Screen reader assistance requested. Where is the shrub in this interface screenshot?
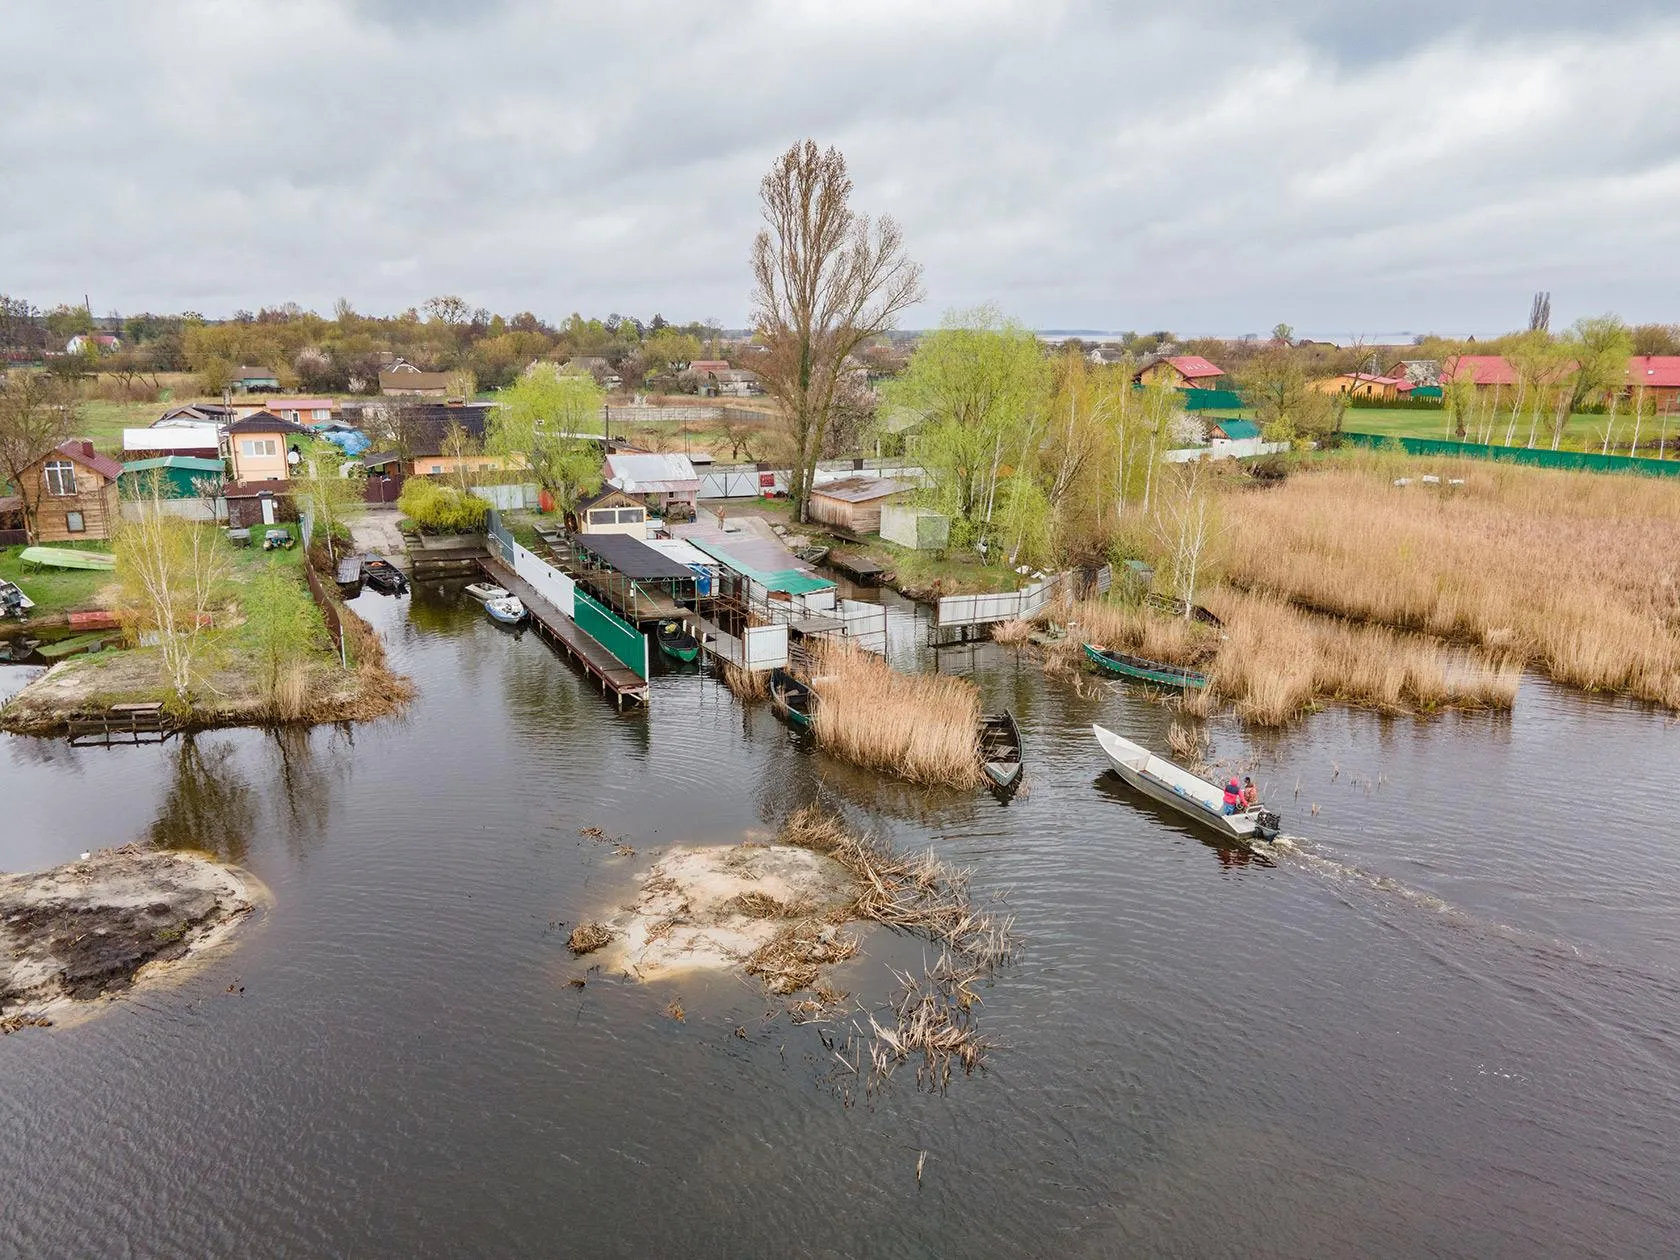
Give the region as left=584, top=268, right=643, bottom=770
left=396, top=479, right=488, bottom=533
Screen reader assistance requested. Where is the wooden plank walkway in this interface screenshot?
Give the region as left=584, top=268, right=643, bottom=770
left=829, top=552, right=888, bottom=583
left=480, top=558, right=648, bottom=707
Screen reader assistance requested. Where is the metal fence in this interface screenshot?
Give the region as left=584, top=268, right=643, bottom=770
left=574, top=590, right=649, bottom=679
left=838, top=599, right=888, bottom=654
left=933, top=573, right=1067, bottom=629
left=1342, top=432, right=1680, bottom=478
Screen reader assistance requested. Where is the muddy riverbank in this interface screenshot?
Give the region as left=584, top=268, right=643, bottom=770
left=1, top=846, right=255, bottom=1028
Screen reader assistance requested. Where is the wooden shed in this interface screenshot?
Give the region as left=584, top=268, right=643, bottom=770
left=806, top=476, right=912, bottom=535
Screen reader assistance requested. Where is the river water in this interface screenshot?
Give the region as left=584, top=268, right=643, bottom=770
left=3, top=583, right=1678, bottom=1258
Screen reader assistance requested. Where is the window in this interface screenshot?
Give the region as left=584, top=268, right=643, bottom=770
left=430, top=464, right=443, bottom=474
left=43, top=460, right=77, bottom=497
left=65, top=510, right=85, bottom=533
left=240, top=439, right=278, bottom=458
left=616, top=507, right=644, bottom=523
left=313, top=409, right=330, bottom=420
left=588, top=509, right=616, bottom=526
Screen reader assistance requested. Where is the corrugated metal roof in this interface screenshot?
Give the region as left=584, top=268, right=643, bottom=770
left=124, top=428, right=220, bottom=452
left=605, top=453, right=700, bottom=494
left=680, top=532, right=835, bottom=595
left=1629, top=356, right=1680, bottom=388
left=574, top=532, right=698, bottom=581
left=642, top=538, right=716, bottom=568
left=1212, top=420, right=1261, bottom=439
left=1168, top=355, right=1224, bottom=379
left=121, top=456, right=226, bottom=474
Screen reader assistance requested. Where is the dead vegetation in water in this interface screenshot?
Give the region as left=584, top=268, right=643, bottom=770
left=806, top=640, right=983, bottom=789
left=778, top=804, right=1017, bottom=1093
left=990, top=617, right=1035, bottom=646
left=568, top=922, right=613, bottom=955
left=722, top=661, right=769, bottom=701
left=746, top=921, right=861, bottom=994
left=1218, top=454, right=1680, bottom=709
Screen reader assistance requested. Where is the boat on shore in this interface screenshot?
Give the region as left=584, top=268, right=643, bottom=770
left=978, top=712, right=1024, bottom=796
left=655, top=619, right=699, bottom=663
left=19, top=546, right=115, bottom=572
left=485, top=595, right=526, bottom=625
left=769, top=667, right=815, bottom=730
left=1, top=579, right=35, bottom=619
left=1083, top=644, right=1208, bottom=689
left=464, top=582, right=509, bottom=603
left=1093, top=724, right=1281, bottom=843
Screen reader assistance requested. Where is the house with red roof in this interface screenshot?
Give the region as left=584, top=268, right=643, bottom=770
left=13, top=439, right=125, bottom=542
left=1134, top=355, right=1226, bottom=389
left=1624, top=356, right=1680, bottom=407
left=1440, top=355, right=1519, bottom=389
left=1310, top=372, right=1414, bottom=401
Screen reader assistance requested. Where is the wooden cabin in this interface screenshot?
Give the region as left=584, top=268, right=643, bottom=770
left=15, top=440, right=123, bottom=542
left=569, top=487, right=649, bottom=539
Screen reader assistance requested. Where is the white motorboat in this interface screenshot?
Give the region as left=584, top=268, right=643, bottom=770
left=485, top=595, right=527, bottom=625
left=1093, top=724, right=1281, bottom=842
left=464, top=582, right=509, bottom=603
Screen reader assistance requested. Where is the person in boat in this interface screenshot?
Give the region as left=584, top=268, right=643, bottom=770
left=1241, top=777, right=1259, bottom=808
left=1222, top=778, right=1244, bottom=815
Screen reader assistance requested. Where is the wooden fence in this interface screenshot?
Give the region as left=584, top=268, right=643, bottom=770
left=302, top=562, right=346, bottom=664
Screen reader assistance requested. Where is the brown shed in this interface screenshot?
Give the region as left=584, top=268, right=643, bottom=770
left=806, top=476, right=912, bottom=535
left=15, top=439, right=124, bottom=542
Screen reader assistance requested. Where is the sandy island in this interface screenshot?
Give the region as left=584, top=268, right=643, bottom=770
left=1, top=845, right=255, bottom=1031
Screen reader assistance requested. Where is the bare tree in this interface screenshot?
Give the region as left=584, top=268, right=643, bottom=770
left=1151, top=460, right=1217, bottom=617
left=751, top=141, right=923, bottom=522
left=0, top=370, right=79, bottom=540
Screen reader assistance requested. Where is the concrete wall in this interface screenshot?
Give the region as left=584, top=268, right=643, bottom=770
left=880, top=504, right=949, bottom=550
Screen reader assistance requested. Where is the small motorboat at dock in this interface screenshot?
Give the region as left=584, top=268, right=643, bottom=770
left=485, top=595, right=527, bottom=625
left=1093, top=724, right=1280, bottom=843
left=464, top=582, right=509, bottom=603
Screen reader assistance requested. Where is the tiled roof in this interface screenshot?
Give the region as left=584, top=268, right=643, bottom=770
left=50, top=440, right=124, bottom=481
left=1628, top=356, right=1680, bottom=389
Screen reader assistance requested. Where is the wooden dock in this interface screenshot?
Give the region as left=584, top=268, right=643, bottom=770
left=479, top=558, right=648, bottom=707
left=829, top=552, right=889, bottom=584
left=66, top=702, right=176, bottom=746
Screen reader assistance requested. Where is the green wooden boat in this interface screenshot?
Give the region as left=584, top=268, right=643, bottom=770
left=20, top=546, right=116, bottom=571
left=769, top=668, right=815, bottom=730
left=1082, top=643, right=1208, bottom=689
left=656, top=619, right=700, bottom=663
left=37, top=630, right=121, bottom=660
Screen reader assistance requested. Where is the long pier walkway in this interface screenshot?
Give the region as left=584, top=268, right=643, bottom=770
left=480, top=557, right=649, bottom=707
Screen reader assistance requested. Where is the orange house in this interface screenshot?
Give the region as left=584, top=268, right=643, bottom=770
left=224, top=412, right=312, bottom=482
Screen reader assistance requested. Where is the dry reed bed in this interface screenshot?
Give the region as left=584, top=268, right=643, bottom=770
left=780, top=805, right=1016, bottom=1093
left=1218, top=456, right=1680, bottom=708
left=1060, top=593, right=1520, bottom=725
left=807, top=641, right=983, bottom=789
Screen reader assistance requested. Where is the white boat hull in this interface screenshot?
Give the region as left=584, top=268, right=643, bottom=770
left=1093, top=725, right=1278, bottom=842
left=485, top=596, right=526, bottom=625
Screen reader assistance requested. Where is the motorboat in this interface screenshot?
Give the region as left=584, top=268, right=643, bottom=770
left=485, top=595, right=527, bottom=625
left=1093, top=724, right=1281, bottom=842
left=464, top=582, right=510, bottom=603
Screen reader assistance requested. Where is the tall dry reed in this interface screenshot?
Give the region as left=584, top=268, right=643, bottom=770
left=1218, top=455, right=1680, bottom=708
left=807, top=641, right=983, bottom=789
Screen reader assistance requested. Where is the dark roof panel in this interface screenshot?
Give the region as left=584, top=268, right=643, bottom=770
left=574, top=532, right=697, bottom=581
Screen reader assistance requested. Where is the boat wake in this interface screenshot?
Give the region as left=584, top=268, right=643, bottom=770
left=1253, top=834, right=1586, bottom=960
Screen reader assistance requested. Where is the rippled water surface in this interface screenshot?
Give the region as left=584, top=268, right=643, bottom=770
left=4, top=584, right=1678, bottom=1258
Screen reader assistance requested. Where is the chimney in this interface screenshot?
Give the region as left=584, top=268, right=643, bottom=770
left=81, top=440, right=96, bottom=458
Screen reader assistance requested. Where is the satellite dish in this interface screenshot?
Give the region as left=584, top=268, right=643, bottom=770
left=287, top=447, right=301, bottom=465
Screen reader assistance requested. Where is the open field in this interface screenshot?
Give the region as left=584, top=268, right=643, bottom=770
left=1217, top=451, right=1680, bottom=709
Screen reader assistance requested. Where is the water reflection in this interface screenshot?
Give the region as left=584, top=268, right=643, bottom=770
left=147, top=735, right=257, bottom=861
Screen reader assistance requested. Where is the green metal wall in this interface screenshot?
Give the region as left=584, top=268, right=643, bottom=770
left=1180, top=388, right=1246, bottom=411
left=1341, top=432, right=1680, bottom=478
left=574, top=590, right=649, bottom=678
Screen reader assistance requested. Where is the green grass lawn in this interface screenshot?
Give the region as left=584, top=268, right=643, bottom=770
left=72, top=400, right=167, bottom=456
left=0, top=543, right=117, bottom=616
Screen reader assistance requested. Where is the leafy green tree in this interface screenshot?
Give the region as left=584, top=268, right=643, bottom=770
left=293, top=439, right=364, bottom=563
left=0, top=371, right=80, bottom=541
left=883, top=308, right=1046, bottom=553
left=487, top=363, right=605, bottom=515
left=241, top=566, right=324, bottom=710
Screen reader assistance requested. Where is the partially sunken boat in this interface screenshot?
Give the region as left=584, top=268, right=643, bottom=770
left=978, top=712, right=1023, bottom=796
left=769, top=667, right=815, bottom=730
left=1093, top=724, right=1281, bottom=843
left=1083, top=644, right=1208, bottom=689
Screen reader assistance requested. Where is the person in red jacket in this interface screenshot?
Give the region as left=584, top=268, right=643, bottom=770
left=1222, top=778, right=1244, bottom=815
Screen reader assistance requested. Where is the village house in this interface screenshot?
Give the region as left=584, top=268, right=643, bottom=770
left=1624, top=356, right=1680, bottom=407
left=224, top=412, right=312, bottom=482
left=154, top=403, right=235, bottom=428
left=230, top=365, right=281, bottom=393
left=1134, top=355, right=1227, bottom=390
left=1311, top=372, right=1415, bottom=401
left=1388, top=359, right=1442, bottom=387
left=604, top=452, right=700, bottom=516
left=1441, top=355, right=1519, bottom=389
left=806, top=476, right=912, bottom=535
left=65, top=333, right=121, bottom=355
left=231, top=396, right=336, bottom=426
left=570, top=487, right=650, bottom=539
left=14, top=439, right=124, bottom=542
left=1086, top=345, right=1130, bottom=366
left=378, top=364, right=452, bottom=397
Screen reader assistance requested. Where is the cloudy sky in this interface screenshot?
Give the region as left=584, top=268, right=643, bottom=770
left=5, top=0, right=1678, bottom=338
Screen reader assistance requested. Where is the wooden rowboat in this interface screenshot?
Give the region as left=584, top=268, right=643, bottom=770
left=978, top=712, right=1024, bottom=796
left=1082, top=643, right=1207, bottom=689
left=360, top=556, right=409, bottom=595
left=769, top=667, right=815, bottom=730
left=656, top=619, right=700, bottom=663
left=1093, top=724, right=1281, bottom=843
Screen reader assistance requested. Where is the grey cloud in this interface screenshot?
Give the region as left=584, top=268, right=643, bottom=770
left=2, top=1, right=1677, bottom=335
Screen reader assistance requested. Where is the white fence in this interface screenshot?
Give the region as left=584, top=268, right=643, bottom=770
left=121, top=498, right=226, bottom=523
left=698, top=461, right=929, bottom=500
left=699, top=619, right=789, bottom=669
left=934, top=572, right=1067, bottom=629
left=698, top=466, right=765, bottom=498
left=471, top=483, right=539, bottom=511
left=838, top=599, right=888, bottom=654
left=1165, top=439, right=1289, bottom=463
left=489, top=526, right=577, bottom=618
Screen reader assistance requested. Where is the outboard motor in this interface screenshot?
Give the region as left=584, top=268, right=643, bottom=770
left=0, top=587, right=23, bottom=619
left=1255, top=810, right=1282, bottom=840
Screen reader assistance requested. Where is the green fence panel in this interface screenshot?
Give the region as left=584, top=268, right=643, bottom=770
left=1180, top=388, right=1246, bottom=410
left=574, top=590, right=649, bottom=678
left=1342, top=432, right=1680, bottom=478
